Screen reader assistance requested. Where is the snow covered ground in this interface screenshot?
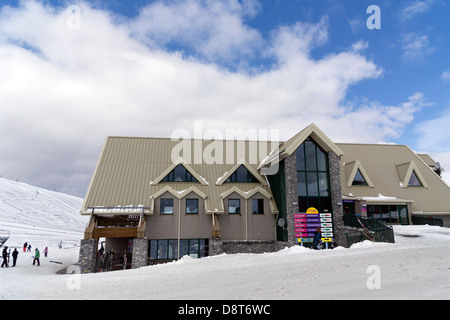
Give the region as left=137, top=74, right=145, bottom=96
left=0, top=178, right=449, bottom=300
left=0, top=225, right=448, bottom=300
left=0, top=177, right=87, bottom=249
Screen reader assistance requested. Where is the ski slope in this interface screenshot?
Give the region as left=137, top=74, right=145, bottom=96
left=0, top=177, right=87, bottom=248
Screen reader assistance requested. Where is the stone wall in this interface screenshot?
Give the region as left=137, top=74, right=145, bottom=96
left=78, top=239, right=98, bottom=274
left=329, top=151, right=347, bottom=247
left=209, top=237, right=224, bottom=256
left=284, top=153, right=299, bottom=246
left=282, top=149, right=348, bottom=248
left=131, top=238, right=149, bottom=269
left=223, top=240, right=287, bottom=254
left=208, top=238, right=287, bottom=256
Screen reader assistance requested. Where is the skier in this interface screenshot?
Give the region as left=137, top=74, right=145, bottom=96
left=12, top=248, right=19, bottom=267
left=27, top=244, right=31, bottom=252
left=33, top=248, right=40, bottom=266
left=313, top=228, right=323, bottom=250
left=1, top=246, right=8, bottom=268
left=23, top=242, right=27, bottom=252
left=43, top=247, right=48, bottom=258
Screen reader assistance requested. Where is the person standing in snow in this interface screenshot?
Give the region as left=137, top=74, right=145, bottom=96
left=23, top=242, right=27, bottom=252
left=33, top=248, right=40, bottom=266
left=43, top=247, right=48, bottom=258
left=12, top=248, right=19, bottom=267
left=27, top=244, right=31, bottom=252
left=1, top=246, right=8, bottom=267
left=313, top=228, right=322, bottom=250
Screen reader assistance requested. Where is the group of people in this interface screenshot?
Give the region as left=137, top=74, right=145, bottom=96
left=2, top=246, right=21, bottom=267
left=1, top=243, right=49, bottom=268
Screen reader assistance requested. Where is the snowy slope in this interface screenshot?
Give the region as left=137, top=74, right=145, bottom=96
left=0, top=177, right=88, bottom=248
left=1, top=225, right=449, bottom=300
left=0, top=176, right=449, bottom=300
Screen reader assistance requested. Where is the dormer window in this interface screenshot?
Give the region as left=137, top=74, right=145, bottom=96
left=162, top=164, right=199, bottom=182
left=352, top=169, right=368, bottom=186
left=408, top=171, right=422, bottom=187
left=226, top=165, right=258, bottom=183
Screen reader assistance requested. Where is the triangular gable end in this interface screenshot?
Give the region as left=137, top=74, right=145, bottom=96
left=281, top=123, right=344, bottom=158
left=150, top=159, right=208, bottom=186
left=149, top=186, right=207, bottom=214
left=396, top=160, right=428, bottom=188
left=345, top=160, right=374, bottom=187
left=216, top=162, right=268, bottom=186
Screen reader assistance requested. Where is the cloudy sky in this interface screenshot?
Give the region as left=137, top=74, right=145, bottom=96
left=0, top=0, right=449, bottom=197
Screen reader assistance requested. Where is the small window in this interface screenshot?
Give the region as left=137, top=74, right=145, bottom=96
left=160, top=198, right=174, bottom=215
left=408, top=171, right=422, bottom=186
left=186, top=199, right=199, bottom=214
left=352, top=169, right=368, bottom=186
left=252, top=199, right=264, bottom=214
left=228, top=199, right=240, bottom=214
left=162, top=164, right=199, bottom=182
left=226, top=165, right=258, bottom=183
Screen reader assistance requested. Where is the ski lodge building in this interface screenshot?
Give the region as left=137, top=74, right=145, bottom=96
left=78, top=124, right=450, bottom=273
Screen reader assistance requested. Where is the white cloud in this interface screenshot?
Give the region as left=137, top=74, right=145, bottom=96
left=128, top=0, right=263, bottom=64
left=415, top=108, right=450, bottom=153
left=415, top=108, right=450, bottom=186
left=401, top=33, right=435, bottom=62
left=442, top=70, right=450, bottom=81
left=401, top=0, right=436, bottom=21
left=0, top=0, right=428, bottom=196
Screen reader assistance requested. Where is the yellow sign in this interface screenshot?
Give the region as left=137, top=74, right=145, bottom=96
left=306, top=207, right=319, bottom=215
left=321, top=238, right=332, bottom=243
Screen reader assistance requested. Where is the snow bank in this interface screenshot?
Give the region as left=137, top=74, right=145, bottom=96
left=1, top=225, right=449, bottom=300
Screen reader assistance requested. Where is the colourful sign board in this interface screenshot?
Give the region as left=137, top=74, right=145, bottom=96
left=295, top=207, right=334, bottom=246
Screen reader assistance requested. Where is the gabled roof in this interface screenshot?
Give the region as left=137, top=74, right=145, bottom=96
left=258, top=123, right=344, bottom=170
left=81, top=136, right=278, bottom=216
left=344, top=159, right=374, bottom=187
left=396, top=160, right=429, bottom=188
left=280, top=123, right=344, bottom=158
left=338, top=143, right=450, bottom=215
left=150, top=159, right=208, bottom=186
left=215, top=161, right=268, bottom=186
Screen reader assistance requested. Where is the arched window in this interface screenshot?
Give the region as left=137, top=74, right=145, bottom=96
left=296, top=138, right=332, bottom=212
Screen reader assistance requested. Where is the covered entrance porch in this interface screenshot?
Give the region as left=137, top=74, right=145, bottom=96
left=78, top=207, right=150, bottom=273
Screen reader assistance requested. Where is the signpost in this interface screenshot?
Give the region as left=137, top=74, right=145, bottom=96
left=295, top=207, right=334, bottom=249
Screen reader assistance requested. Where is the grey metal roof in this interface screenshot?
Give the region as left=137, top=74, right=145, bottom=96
left=338, top=143, right=450, bottom=215
left=81, top=136, right=279, bottom=215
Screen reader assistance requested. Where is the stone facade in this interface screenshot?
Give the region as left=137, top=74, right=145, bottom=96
left=329, top=151, right=347, bottom=247
left=208, top=238, right=287, bottom=256
left=223, top=240, right=287, bottom=255
left=131, top=238, right=149, bottom=269
left=209, top=237, right=224, bottom=256
left=284, top=152, right=299, bottom=246
left=283, top=149, right=348, bottom=248
left=78, top=239, right=98, bottom=274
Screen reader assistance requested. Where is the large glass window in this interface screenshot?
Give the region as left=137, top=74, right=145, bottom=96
left=149, top=239, right=209, bottom=260
left=367, top=204, right=409, bottom=224
left=296, top=138, right=332, bottom=212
